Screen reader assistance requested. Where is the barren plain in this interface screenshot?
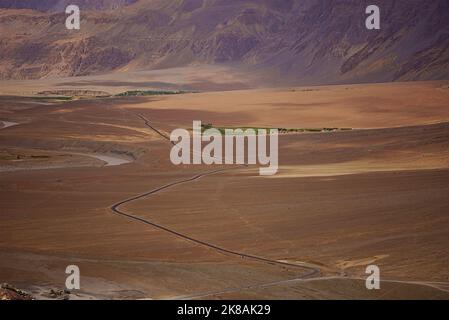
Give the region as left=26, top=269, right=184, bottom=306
left=1, top=79, right=449, bottom=299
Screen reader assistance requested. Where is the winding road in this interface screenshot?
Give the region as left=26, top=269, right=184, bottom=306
left=112, top=116, right=449, bottom=299
left=170, top=276, right=449, bottom=300
left=110, top=114, right=321, bottom=280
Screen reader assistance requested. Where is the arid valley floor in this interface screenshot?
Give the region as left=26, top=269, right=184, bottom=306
left=1, top=77, right=449, bottom=299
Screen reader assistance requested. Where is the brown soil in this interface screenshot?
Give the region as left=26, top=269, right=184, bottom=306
left=1, top=80, right=449, bottom=299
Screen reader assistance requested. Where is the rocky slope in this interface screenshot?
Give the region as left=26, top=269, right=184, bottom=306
left=0, top=0, right=448, bottom=84
left=0, top=283, right=33, bottom=300
left=0, top=0, right=137, bottom=12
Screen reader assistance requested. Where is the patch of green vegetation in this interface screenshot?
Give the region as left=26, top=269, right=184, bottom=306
left=0, top=155, right=17, bottom=160
left=29, top=96, right=73, bottom=101
left=201, top=124, right=274, bottom=135
left=200, top=124, right=353, bottom=134
left=0, top=152, right=52, bottom=161
left=116, top=90, right=192, bottom=97
left=0, top=152, right=25, bottom=160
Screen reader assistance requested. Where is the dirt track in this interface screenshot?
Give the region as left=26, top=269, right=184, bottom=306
left=1, top=81, right=449, bottom=299
left=111, top=115, right=321, bottom=278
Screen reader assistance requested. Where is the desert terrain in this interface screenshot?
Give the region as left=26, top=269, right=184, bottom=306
left=1, top=78, right=449, bottom=299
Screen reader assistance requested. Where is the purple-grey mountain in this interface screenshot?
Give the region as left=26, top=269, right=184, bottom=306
left=0, top=0, right=448, bottom=84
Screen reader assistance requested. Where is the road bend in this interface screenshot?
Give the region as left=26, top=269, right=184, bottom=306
left=110, top=114, right=321, bottom=279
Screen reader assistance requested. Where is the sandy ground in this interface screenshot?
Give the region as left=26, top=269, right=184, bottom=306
left=124, top=81, right=449, bottom=129
left=1, top=80, right=449, bottom=299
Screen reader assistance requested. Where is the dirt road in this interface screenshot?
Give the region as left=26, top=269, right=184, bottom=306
left=111, top=115, right=321, bottom=278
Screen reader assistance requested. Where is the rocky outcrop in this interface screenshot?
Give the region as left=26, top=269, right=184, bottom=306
left=0, top=283, right=33, bottom=300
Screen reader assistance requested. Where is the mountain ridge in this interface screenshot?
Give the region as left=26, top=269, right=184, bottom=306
left=0, top=0, right=138, bottom=12
left=0, top=0, right=448, bottom=84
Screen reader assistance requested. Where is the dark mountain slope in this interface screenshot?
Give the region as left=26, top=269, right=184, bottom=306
left=0, top=0, right=447, bottom=84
